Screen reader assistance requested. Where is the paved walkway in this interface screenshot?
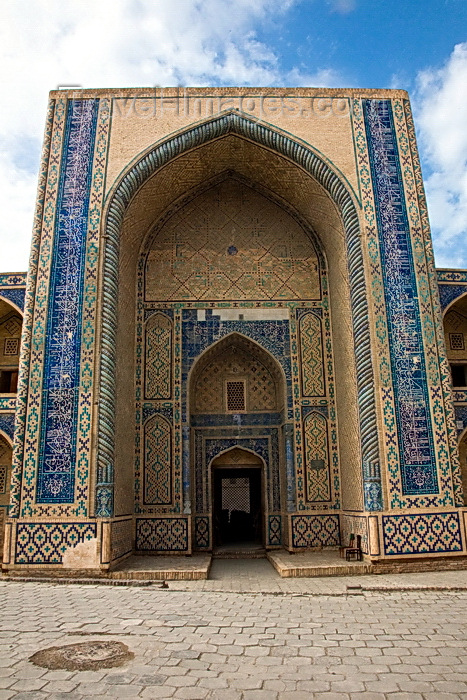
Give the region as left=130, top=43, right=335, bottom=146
left=168, top=558, right=467, bottom=594
left=1, top=560, right=467, bottom=698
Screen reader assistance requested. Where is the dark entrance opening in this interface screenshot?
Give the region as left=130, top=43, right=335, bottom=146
left=213, top=467, right=262, bottom=547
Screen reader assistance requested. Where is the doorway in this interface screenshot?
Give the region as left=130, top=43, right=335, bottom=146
left=212, top=467, right=262, bottom=548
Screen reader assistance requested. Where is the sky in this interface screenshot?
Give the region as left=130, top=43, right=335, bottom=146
left=0, top=0, right=466, bottom=272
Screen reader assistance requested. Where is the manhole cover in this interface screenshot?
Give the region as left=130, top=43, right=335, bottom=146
left=29, top=641, right=134, bottom=671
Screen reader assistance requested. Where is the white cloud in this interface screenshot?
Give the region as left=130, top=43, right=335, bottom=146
left=0, top=0, right=349, bottom=272
left=414, top=43, right=467, bottom=268
left=327, top=0, right=356, bottom=14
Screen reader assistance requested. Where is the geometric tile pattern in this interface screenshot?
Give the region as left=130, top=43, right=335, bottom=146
left=144, top=416, right=172, bottom=505
left=15, top=522, right=97, bottom=564
left=0, top=465, right=7, bottom=494
left=299, top=312, right=324, bottom=396
left=304, top=412, right=331, bottom=502
left=438, top=270, right=467, bottom=283
left=144, top=177, right=320, bottom=302
left=135, top=518, right=188, bottom=551
left=382, top=512, right=463, bottom=555
left=36, top=99, right=98, bottom=504
left=364, top=99, right=437, bottom=496
left=194, top=516, right=210, bottom=549
left=0, top=273, right=27, bottom=287
left=291, top=514, right=340, bottom=548
left=3, top=338, right=19, bottom=356
left=2, top=316, right=22, bottom=335
left=268, top=514, right=281, bottom=546
left=145, top=313, right=172, bottom=399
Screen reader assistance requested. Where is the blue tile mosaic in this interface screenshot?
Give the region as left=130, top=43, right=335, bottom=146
left=191, top=413, right=282, bottom=427
left=15, top=522, right=97, bottom=564
left=438, top=284, right=467, bottom=312
left=37, top=99, right=98, bottom=503
left=142, top=402, right=173, bottom=423
left=0, top=413, right=15, bottom=441
left=0, top=288, right=26, bottom=312
left=455, top=405, right=467, bottom=436
left=382, top=512, right=463, bottom=555
left=364, top=99, right=437, bottom=496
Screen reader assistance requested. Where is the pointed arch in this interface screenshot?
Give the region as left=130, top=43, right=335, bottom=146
left=188, top=331, right=286, bottom=416
left=210, top=445, right=265, bottom=469
left=97, top=111, right=378, bottom=509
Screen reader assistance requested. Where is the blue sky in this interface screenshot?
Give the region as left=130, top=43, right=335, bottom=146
left=0, top=0, right=466, bottom=271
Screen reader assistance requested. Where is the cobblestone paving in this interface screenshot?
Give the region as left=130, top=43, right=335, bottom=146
left=1, top=562, right=467, bottom=699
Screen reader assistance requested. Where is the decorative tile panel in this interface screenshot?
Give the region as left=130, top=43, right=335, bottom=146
left=145, top=313, right=172, bottom=399
left=299, top=312, right=325, bottom=397
left=382, top=512, right=463, bottom=555
left=194, top=516, right=210, bottom=548
left=401, top=100, right=461, bottom=508
left=144, top=416, right=172, bottom=505
left=268, top=515, right=281, bottom=546
left=291, top=514, right=340, bottom=548
left=364, top=99, right=437, bottom=496
left=304, top=412, right=331, bottom=502
left=36, top=99, right=98, bottom=504
left=453, top=390, right=467, bottom=403
left=15, top=522, right=97, bottom=564
left=0, top=274, right=27, bottom=287
left=136, top=517, right=188, bottom=551
left=438, top=270, right=467, bottom=283
left=0, top=465, right=7, bottom=494
left=0, top=289, right=26, bottom=312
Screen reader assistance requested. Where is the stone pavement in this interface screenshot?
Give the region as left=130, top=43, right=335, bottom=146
left=1, top=559, right=467, bottom=699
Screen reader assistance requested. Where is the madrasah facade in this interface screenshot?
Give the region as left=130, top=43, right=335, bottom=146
left=1, top=87, right=467, bottom=575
